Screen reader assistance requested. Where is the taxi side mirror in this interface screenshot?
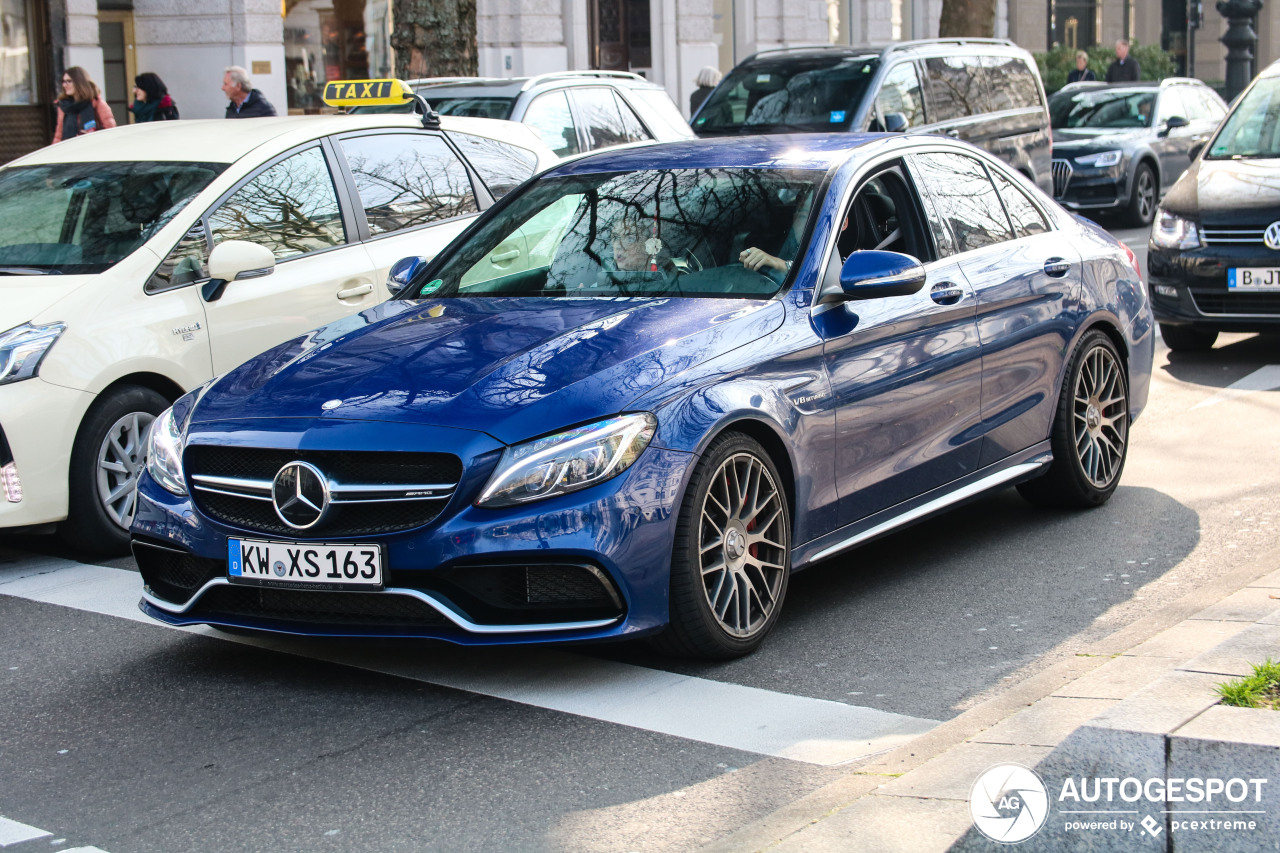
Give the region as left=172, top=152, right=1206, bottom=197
left=202, top=240, right=276, bottom=302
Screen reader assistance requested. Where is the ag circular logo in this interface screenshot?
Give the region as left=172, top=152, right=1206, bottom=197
left=271, top=461, right=330, bottom=530
left=969, top=763, right=1049, bottom=844
left=1264, top=221, right=1280, bottom=251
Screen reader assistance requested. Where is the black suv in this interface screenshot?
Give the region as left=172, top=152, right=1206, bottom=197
left=691, top=38, right=1053, bottom=194
left=1049, top=80, right=1226, bottom=226
left=1148, top=59, right=1280, bottom=351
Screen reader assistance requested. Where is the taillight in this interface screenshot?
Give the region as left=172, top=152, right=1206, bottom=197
left=1121, top=242, right=1142, bottom=280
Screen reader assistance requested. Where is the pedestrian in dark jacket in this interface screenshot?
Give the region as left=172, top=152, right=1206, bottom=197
left=1106, top=40, right=1141, bottom=83
left=52, top=66, right=116, bottom=143
left=689, top=66, right=722, bottom=117
left=1067, top=51, right=1097, bottom=84
left=223, top=65, right=277, bottom=118
left=130, top=72, right=180, bottom=122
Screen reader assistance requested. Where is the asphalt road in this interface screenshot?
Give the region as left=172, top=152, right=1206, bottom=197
left=2, top=222, right=1279, bottom=853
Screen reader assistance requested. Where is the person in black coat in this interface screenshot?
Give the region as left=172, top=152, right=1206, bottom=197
left=1067, top=51, right=1097, bottom=85
left=1106, top=40, right=1141, bottom=83
left=223, top=65, right=278, bottom=118
left=689, top=66, right=722, bottom=118
left=130, top=72, right=180, bottom=122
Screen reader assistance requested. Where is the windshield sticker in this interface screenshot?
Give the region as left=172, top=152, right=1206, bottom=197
left=420, top=278, right=443, bottom=296
left=756, top=74, right=771, bottom=83
left=830, top=110, right=847, bottom=123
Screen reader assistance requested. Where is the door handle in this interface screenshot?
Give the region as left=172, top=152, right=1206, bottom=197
left=490, top=249, right=520, bottom=263
left=337, top=283, right=374, bottom=299
left=1043, top=257, right=1072, bottom=278
left=930, top=282, right=964, bottom=305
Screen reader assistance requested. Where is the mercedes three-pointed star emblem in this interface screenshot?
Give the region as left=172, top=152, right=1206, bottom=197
left=271, top=461, right=330, bottom=529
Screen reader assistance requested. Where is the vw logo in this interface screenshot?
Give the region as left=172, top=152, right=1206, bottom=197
left=1264, top=221, right=1280, bottom=251
left=271, top=461, right=330, bottom=529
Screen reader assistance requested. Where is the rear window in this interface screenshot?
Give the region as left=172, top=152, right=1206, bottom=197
left=0, top=161, right=224, bottom=275
left=924, top=57, right=992, bottom=122
left=694, top=55, right=880, bottom=134
left=982, top=56, right=1042, bottom=111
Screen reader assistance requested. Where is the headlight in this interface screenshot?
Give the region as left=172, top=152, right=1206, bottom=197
left=144, top=381, right=214, bottom=496
left=1152, top=209, right=1202, bottom=249
left=0, top=322, right=66, bottom=386
left=1075, top=150, right=1122, bottom=168
left=477, top=413, right=657, bottom=508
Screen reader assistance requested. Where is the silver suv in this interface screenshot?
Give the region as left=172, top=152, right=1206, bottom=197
left=359, top=71, right=693, bottom=159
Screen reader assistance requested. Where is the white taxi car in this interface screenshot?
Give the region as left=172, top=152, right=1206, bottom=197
left=0, top=82, right=556, bottom=553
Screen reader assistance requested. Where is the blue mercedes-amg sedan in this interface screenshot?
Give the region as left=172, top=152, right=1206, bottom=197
left=132, top=134, right=1154, bottom=659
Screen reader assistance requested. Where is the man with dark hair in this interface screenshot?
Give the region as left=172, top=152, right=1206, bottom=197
left=1106, top=40, right=1141, bottom=83
left=223, top=65, right=277, bottom=118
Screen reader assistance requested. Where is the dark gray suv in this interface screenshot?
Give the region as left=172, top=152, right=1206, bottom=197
left=692, top=38, right=1053, bottom=194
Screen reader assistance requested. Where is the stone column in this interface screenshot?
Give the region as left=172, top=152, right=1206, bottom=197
left=1217, top=0, right=1264, bottom=100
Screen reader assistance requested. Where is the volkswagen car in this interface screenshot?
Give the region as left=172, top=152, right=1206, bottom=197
left=1148, top=59, right=1280, bottom=351
left=132, top=134, right=1153, bottom=659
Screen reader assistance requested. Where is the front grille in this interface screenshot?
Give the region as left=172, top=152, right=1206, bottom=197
left=189, top=585, right=453, bottom=629
left=1190, top=289, right=1280, bottom=316
left=184, top=446, right=462, bottom=538
left=1052, top=159, right=1072, bottom=197
left=133, top=539, right=224, bottom=604
left=1201, top=226, right=1271, bottom=246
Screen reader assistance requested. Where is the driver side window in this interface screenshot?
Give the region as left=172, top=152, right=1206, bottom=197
left=836, top=167, right=932, bottom=264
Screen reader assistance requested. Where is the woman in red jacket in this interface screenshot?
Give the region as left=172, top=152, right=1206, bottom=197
left=53, top=66, right=116, bottom=143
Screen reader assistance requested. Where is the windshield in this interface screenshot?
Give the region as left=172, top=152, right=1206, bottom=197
left=418, top=167, right=824, bottom=300
left=1049, top=88, right=1156, bottom=129
left=0, top=161, right=224, bottom=275
left=694, top=56, right=879, bottom=134
left=1207, top=76, right=1280, bottom=159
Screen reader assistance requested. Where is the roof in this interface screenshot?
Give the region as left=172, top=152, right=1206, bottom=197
left=547, top=133, right=885, bottom=175
left=10, top=113, right=545, bottom=167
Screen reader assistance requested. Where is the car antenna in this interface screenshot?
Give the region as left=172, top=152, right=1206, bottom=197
left=405, top=91, right=442, bottom=130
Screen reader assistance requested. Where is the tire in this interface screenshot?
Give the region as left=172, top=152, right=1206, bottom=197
left=1018, top=331, right=1129, bottom=509
left=1160, top=323, right=1218, bottom=353
left=61, top=385, right=169, bottom=555
left=650, top=433, right=791, bottom=659
left=1124, top=162, right=1157, bottom=227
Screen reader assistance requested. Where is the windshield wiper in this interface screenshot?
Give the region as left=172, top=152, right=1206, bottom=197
left=0, top=266, right=58, bottom=275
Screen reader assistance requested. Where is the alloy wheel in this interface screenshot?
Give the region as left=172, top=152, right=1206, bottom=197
left=1136, top=170, right=1156, bottom=222
left=95, top=411, right=155, bottom=530
left=697, top=452, right=787, bottom=638
left=1073, top=346, right=1127, bottom=489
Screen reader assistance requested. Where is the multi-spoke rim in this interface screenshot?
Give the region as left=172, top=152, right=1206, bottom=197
left=1073, top=345, right=1127, bottom=489
left=698, top=452, right=788, bottom=638
left=95, top=411, right=155, bottom=530
left=1136, top=169, right=1156, bottom=222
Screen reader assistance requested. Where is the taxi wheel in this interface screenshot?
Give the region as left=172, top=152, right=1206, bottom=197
left=1125, top=163, right=1157, bottom=227
left=61, top=385, right=169, bottom=555
left=652, top=433, right=791, bottom=659
left=1018, top=331, right=1129, bottom=509
left=1159, top=323, right=1218, bottom=352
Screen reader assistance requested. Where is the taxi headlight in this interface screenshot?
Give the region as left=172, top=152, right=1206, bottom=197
left=1152, top=209, right=1202, bottom=250
left=0, top=322, right=65, bottom=386
left=477, top=413, right=657, bottom=508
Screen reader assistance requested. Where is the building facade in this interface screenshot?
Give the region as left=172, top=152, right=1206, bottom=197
left=0, top=0, right=1276, bottom=164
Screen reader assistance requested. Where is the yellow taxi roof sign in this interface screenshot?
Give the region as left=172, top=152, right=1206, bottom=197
left=321, top=79, right=415, bottom=108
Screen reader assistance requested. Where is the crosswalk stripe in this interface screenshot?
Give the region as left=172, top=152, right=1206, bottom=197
left=0, top=816, right=51, bottom=846
left=1192, top=364, right=1280, bottom=409
left=0, top=557, right=937, bottom=767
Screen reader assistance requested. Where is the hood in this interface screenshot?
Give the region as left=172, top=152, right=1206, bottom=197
left=0, top=276, right=95, bottom=331
left=194, top=296, right=785, bottom=445
left=1162, top=157, right=1280, bottom=225
left=1052, top=127, right=1145, bottom=153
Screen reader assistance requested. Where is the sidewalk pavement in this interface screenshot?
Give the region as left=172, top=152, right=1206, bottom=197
left=699, top=545, right=1280, bottom=853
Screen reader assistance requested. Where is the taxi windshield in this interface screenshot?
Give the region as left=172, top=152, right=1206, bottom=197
left=0, top=161, right=225, bottom=275
left=418, top=167, right=823, bottom=300
left=1207, top=75, right=1280, bottom=159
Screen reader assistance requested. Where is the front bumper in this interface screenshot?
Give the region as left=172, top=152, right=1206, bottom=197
left=1053, top=159, right=1127, bottom=211
left=132, top=421, right=696, bottom=645
left=1149, top=242, right=1280, bottom=333
left=0, top=378, right=93, bottom=529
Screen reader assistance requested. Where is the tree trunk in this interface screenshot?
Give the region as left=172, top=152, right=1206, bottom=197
left=937, top=0, right=997, bottom=38
left=391, top=0, right=478, bottom=79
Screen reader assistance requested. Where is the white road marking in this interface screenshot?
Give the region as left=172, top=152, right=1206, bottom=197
left=0, top=559, right=938, bottom=767
left=1192, top=365, right=1280, bottom=410
left=0, top=816, right=50, bottom=846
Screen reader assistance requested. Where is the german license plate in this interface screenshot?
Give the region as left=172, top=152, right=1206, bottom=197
left=228, top=537, right=383, bottom=590
left=1228, top=268, right=1280, bottom=291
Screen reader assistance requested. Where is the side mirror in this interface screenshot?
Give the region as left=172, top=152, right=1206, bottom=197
left=883, top=112, right=909, bottom=133
left=387, top=255, right=429, bottom=293
left=202, top=240, right=275, bottom=302
left=1159, top=115, right=1188, bottom=137
left=1189, top=141, right=1206, bottom=161
left=822, top=250, right=925, bottom=303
